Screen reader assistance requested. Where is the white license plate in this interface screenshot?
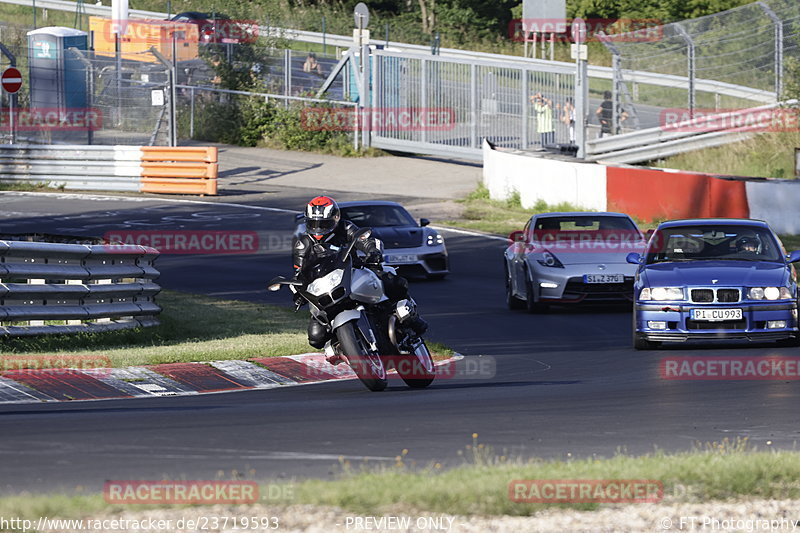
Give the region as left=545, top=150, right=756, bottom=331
left=386, top=254, right=418, bottom=263
left=583, top=274, right=624, bottom=284
left=691, top=308, right=743, bottom=321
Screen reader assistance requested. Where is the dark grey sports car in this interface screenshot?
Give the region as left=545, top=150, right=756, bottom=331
left=294, top=201, right=449, bottom=279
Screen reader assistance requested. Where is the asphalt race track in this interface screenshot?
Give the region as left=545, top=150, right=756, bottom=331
left=0, top=191, right=798, bottom=494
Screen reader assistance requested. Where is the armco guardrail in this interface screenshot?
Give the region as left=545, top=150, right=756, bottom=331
left=0, top=238, right=161, bottom=336
left=0, top=145, right=218, bottom=195
left=584, top=102, right=794, bottom=164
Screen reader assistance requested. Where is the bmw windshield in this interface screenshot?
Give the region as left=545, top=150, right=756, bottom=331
left=645, top=225, right=784, bottom=264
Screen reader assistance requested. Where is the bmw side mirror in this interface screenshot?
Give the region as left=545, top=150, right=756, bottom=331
left=420, top=218, right=430, bottom=227
left=626, top=252, right=642, bottom=265
left=788, top=250, right=800, bottom=263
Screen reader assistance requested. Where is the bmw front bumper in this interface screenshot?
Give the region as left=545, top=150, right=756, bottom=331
left=635, top=301, right=799, bottom=342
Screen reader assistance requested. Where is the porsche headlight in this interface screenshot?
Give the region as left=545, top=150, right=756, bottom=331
left=648, top=287, right=685, bottom=301
left=426, top=233, right=444, bottom=246
left=307, top=269, right=344, bottom=296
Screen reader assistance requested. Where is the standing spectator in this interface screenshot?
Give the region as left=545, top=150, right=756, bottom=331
left=596, top=90, right=628, bottom=138
left=558, top=97, right=576, bottom=144
left=531, top=92, right=555, bottom=146
left=596, top=90, right=614, bottom=138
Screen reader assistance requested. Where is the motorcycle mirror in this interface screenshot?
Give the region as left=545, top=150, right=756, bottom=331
left=267, top=283, right=282, bottom=291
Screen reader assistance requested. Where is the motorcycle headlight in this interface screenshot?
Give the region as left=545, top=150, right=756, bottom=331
left=650, top=287, right=685, bottom=301
left=426, top=233, right=444, bottom=246
left=307, top=269, right=344, bottom=296
left=537, top=250, right=564, bottom=268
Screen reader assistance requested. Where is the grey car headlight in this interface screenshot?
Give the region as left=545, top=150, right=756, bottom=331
left=537, top=250, right=564, bottom=268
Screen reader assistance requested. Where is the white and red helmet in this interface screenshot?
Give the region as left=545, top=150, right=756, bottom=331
left=305, top=196, right=341, bottom=239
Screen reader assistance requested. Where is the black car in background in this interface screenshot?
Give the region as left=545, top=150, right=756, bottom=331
left=294, top=201, right=449, bottom=280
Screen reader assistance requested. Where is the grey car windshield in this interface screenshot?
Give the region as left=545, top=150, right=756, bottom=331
left=646, top=225, right=783, bottom=264
left=341, top=205, right=416, bottom=227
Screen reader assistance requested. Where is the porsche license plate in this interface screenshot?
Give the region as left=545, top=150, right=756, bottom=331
left=583, top=274, right=624, bottom=284
left=386, top=254, right=418, bottom=263
left=691, top=308, right=743, bottom=321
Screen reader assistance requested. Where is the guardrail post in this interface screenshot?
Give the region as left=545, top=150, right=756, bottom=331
left=612, top=53, right=621, bottom=136
left=69, top=47, right=94, bottom=145
left=149, top=46, right=177, bottom=147
left=361, top=43, right=371, bottom=148
left=0, top=43, right=16, bottom=144
left=284, top=48, right=291, bottom=103
left=190, top=86, right=195, bottom=138
left=757, top=2, right=783, bottom=98
left=470, top=63, right=477, bottom=149
left=675, top=24, right=695, bottom=119
left=521, top=68, right=528, bottom=149
left=420, top=57, right=427, bottom=144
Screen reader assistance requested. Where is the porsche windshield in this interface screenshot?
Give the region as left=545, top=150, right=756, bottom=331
left=645, top=225, right=783, bottom=264
left=341, top=205, right=416, bottom=227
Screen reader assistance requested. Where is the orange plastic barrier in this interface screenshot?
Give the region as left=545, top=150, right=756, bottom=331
left=139, top=147, right=218, bottom=195
left=141, top=146, right=218, bottom=163
left=606, top=166, right=749, bottom=222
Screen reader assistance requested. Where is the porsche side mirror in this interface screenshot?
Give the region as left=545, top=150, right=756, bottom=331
left=420, top=218, right=430, bottom=227
left=788, top=250, right=800, bottom=263
left=626, top=252, right=642, bottom=265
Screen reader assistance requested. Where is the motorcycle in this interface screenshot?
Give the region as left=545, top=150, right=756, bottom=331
left=268, top=228, right=435, bottom=392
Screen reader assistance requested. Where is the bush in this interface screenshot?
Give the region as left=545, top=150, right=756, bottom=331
left=184, top=95, right=361, bottom=155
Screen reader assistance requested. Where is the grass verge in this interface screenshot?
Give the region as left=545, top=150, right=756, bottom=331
left=442, top=184, right=588, bottom=237
left=652, top=131, right=800, bottom=179
left=0, top=290, right=453, bottom=368
left=0, top=290, right=310, bottom=367
left=4, top=438, right=800, bottom=519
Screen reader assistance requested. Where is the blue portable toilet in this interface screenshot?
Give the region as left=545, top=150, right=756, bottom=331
left=27, top=27, right=88, bottom=110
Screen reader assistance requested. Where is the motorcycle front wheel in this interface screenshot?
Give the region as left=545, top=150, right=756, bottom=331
left=397, top=339, right=435, bottom=389
left=336, top=322, right=388, bottom=392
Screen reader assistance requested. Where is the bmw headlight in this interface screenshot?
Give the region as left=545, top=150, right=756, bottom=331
left=426, top=233, right=444, bottom=246
left=307, top=269, right=344, bottom=296
left=640, top=287, right=684, bottom=301
left=537, top=250, right=564, bottom=268
left=748, top=286, right=792, bottom=301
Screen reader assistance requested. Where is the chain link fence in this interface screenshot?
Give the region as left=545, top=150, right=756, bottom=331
left=599, top=0, right=800, bottom=136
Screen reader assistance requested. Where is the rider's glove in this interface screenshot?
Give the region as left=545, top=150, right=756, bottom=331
left=365, top=249, right=383, bottom=265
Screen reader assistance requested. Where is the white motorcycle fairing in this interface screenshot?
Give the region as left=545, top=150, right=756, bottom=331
left=350, top=268, right=388, bottom=304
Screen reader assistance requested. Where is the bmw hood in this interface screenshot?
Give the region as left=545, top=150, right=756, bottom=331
left=372, top=226, right=424, bottom=249
left=642, top=261, right=789, bottom=288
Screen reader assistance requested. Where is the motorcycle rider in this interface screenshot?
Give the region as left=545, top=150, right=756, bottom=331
left=293, top=196, right=428, bottom=351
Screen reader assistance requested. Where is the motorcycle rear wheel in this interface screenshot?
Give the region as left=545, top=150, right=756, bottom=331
left=337, top=322, right=388, bottom=392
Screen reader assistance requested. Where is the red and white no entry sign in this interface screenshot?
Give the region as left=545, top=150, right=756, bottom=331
left=1, top=67, right=22, bottom=94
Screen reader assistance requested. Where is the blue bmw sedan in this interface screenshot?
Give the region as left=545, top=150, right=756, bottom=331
left=628, top=219, right=800, bottom=350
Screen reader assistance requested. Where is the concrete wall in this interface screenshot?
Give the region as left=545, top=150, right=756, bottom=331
left=482, top=141, right=606, bottom=211
left=483, top=141, right=798, bottom=235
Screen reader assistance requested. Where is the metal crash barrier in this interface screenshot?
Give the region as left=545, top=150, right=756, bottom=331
left=0, top=145, right=218, bottom=195
left=0, top=238, right=161, bottom=336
